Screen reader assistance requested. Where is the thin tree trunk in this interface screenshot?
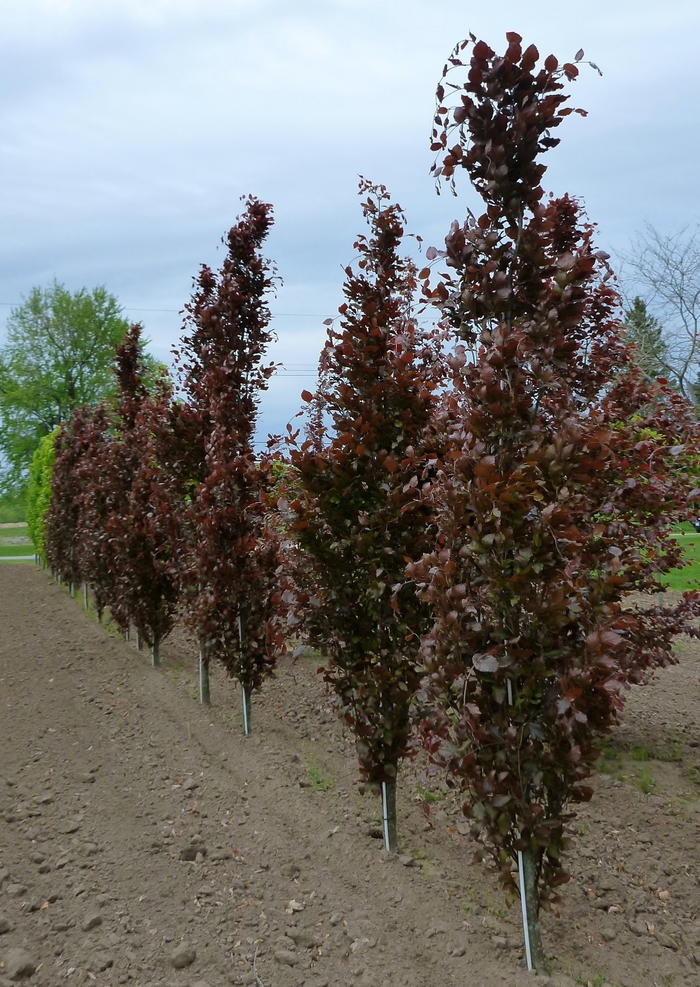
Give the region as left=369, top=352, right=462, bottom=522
left=520, top=845, right=546, bottom=972
left=69, top=582, right=75, bottom=598
left=124, top=627, right=130, bottom=642
left=241, top=684, right=251, bottom=736
left=151, top=636, right=160, bottom=667
left=381, top=779, right=398, bottom=853
left=83, top=583, right=89, bottom=611
left=199, top=638, right=210, bottom=706
left=136, top=631, right=143, bottom=651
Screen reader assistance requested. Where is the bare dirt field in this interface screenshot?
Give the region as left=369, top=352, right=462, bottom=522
left=2, top=566, right=700, bottom=987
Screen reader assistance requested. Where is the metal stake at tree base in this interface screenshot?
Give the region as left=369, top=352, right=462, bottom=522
left=507, top=677, right=533, bottom=973
left=242, top=685, right=250, bottom=736
left=381, top=782, right=391, bottom=853
left=518, top=847, right=534, bottom=971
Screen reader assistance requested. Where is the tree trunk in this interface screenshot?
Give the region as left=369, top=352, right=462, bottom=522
left=199, top=639, right=211, bottom=706
left=136, top=631, right=143, bottom=651
left=381, top=779, right=398, bottom=852
left=124, top=627, right=130, bottom=642
left=520, top=845, right=546, bottom=972
left=69, top=582, right=75, bottom=598
left=83, top=583, right=89, bottom=611
left=241, top=684, right=251, bottom=736
left=151, top=636, right=160, bottom=667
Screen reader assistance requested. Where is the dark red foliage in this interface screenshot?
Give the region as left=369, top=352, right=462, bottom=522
left=413, top=34, right=700, bottom=917
left=283, top=181, right=447, bottom=790
left=45, top=406, right=93, bottom=589
left=72, top=404, right=117, bottom=623
left=101, top=326, right=182, bottom=650
left=180, top=198, right=282, bottom=696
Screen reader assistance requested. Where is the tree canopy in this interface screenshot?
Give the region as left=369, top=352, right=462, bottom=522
left=0, top=281, right=130, bottom=491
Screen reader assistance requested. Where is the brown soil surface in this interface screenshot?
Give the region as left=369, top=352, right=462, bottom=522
left=2, top=567, right=700, bottom=987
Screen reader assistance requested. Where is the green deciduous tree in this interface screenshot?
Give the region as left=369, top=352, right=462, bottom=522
left=0, top=281, right=129, bottom=491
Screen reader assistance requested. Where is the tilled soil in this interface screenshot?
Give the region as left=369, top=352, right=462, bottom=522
left=2, top=568, right=700, bottom=987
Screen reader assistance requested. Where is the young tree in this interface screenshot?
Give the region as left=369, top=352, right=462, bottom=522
left=0, top=282, right=129, bottom=491
left=284, top=181, right=446, bottom=850
left=412, top=34, right=700, bottom=969
left=73, top=405, right=118, bottom=623
left=102, top=325, right=182, bottom=663
left=623, top=296, right=669, bottom=383
left=179, top=197, right=281, bottom=726
left=45, top=407, right=93, bottom=590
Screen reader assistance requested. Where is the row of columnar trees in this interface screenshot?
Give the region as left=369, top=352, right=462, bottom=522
left=38, top=35, right=700, bottom=969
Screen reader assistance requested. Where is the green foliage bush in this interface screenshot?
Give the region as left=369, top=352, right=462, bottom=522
left=26, top=429, right=58, bottom=558
left=0, top=489, right=26, bottom=524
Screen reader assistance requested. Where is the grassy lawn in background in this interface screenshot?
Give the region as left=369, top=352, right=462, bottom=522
left=0, top=523, right=33, bottom=562
left=662, top=530, right=700, bottom=591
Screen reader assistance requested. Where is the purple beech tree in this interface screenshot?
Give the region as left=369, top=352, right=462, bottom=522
left=179, top=197, right=282, bottom=727
left=409, top=33, right=700, bottom=968
left=73, top=404, right=116, bottom=623
left=103, top=325, right=182, bottom=663
left=45, top=406, right=92, bottom=592
left=283, top=181, right=447, bottom=851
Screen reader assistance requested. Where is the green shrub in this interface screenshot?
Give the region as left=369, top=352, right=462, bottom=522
left=0, top=489, right=26, bottom=524
left=26, top=429, right=58, bottom=558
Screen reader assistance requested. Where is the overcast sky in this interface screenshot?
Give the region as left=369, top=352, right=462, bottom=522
left=1, top=0, right=698, bottom=441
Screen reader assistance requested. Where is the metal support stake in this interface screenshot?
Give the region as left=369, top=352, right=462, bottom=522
left=518, top=845, right=534, bottom=971
left=381, top=782, right=391, bottom=853
left=508, top=677, right=533, bottom=972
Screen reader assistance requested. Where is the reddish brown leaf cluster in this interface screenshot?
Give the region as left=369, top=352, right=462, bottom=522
left=281, top=181, right=447, bottom=802
left=48, top=326, right=182, bottom=646
left=179, top=198, right=282, bottom=699
left=413, top=35, right=700, bottom=925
